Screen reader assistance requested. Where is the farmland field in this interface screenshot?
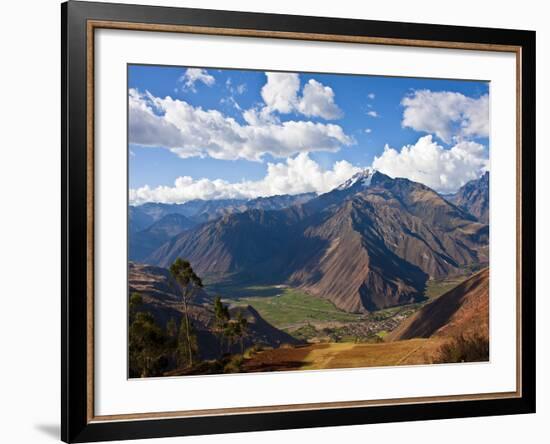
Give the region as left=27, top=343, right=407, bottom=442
left=208, top=284, right=363, bottom=329
left=207, top=277, right=475, bottom=343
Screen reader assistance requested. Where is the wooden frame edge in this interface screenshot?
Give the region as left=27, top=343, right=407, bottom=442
left=89, top=19, right=522, bottom=53
left=85, top=18, right=524, bottom=424
left=86, top=18, right=95, bottom=424
left=90, top=391, right=520, bottom=423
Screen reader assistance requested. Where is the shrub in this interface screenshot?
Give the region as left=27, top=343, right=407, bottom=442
left=223, top=355, right=244, bottom=374
left=434, top=333, right=489, bottom=364
left=243, top=344, right=263, bottom=358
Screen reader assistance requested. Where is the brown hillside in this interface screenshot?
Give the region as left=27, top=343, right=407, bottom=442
left=128, top=262, right=301, bottom=360
left=288, top=180, right=487, bottom=312
left=288, top=198, right=428, bottom=312
left=388, top=268, right=489, bottom=341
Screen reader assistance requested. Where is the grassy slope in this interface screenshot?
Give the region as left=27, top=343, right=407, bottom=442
left=243, top=338, right=445, bottom=372
left=424, top=275, right=472, bottom=300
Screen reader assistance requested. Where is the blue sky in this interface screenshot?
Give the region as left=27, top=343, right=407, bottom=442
left=128, top=64, right=489, bottom=204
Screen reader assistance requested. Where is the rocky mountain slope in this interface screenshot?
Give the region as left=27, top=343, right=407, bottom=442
left=387, top=267, right=489, bottom=341
left=447, top=172, right=489, bottom=223
left=129, top=193, right=316, bottom=261
left=147, top=171, right=489, bottom=313
left=129, top=213, right=197, bottom=261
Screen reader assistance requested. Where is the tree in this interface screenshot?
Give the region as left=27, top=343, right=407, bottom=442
left=129, top=310, right=168, bottom=377
left=166, top=317, right=178, bottom=340
left=129, top=293, right=143, bottom=323
left=234, top=311, right=249, bottom=354
left=223, top=321, right=237, bottom=354
left=176, top=316, right=198, bottom=367
left=222, top=311, right=249, bottom=355
left=164, top=317, right=179, bottom=365
left=169, top=258, right=203, bottom=367
left=213, top=296, right=230, bottom=356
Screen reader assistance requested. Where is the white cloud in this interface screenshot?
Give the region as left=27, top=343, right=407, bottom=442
left=401, top=90, right=489, bottom=143
left=261, top=73, right=343, bottom=120
left=297, top=79, right=343, bottom=119
left=226, top=78, right=247, bottom=95
left=368, top=93, right=375, bottom=100
left=179, top=68, right=215, bottom=92
left=129, top=89, right=353, bottom=161
left=367, top=110, right=379, bottom=118
left=364, top=128, right=372, bottom=134
left=261, top=72, right=300, bottom=114
left=372, top=135, right=488, bottom=193
left=130, top=153, right=362, bottom=204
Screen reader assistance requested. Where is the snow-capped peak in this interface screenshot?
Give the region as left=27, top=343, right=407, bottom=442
left=336, top=169, right=375, bottom=190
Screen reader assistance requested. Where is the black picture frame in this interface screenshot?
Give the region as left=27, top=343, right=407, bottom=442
left=62, top=1, right=536, bottom=442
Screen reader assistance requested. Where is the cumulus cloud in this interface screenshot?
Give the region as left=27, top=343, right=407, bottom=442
left=179, top=68, right=215, bottom=92
left=261, top=73, right=300, bottom=114
left=372, top=135, right=488, bottom=193
left=129, top=89, right=353, bottom=161
left=130, top=153, right=362, bottom=204
left=364, top=128, right=372, bottom=134
left=368, top=93, right=375, bottom=100
left=297, top=79, right=343, bottom=119
left=260, top=73, right=343, bottom=120
left=367, top=110, right=379, bottom=118
left=401, top=90, right=489, bottom=143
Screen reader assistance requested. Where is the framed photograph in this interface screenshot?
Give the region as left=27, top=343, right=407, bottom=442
left=62, top=1, right=535, bottom=442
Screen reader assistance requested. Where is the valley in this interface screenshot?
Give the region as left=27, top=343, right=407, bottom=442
left=206, top=272, right=474, bottom=345
left=128, top=171, right=490, bottom=377
left=126, top=67, right=493, bottom=380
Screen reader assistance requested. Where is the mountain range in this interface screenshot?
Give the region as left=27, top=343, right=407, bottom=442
left=446, top=171, right=489, bottom=224
left=129, top=213, right=197, bottom=261
left=129, top=193, right=316, bottom=260
left=139, top=170, right=489, bottom=313
left=130, top=193, right=316, bottom=227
